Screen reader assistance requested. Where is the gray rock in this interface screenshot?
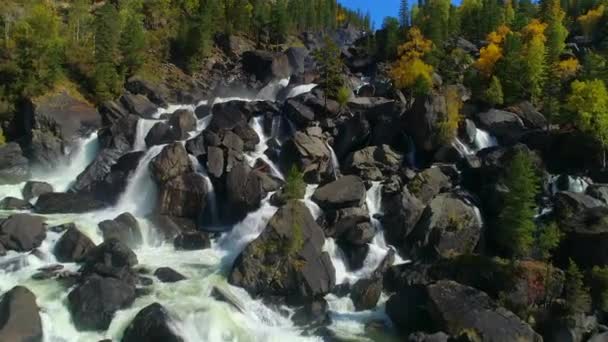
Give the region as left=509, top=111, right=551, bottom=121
left=280, top=130, right=332, bottom=184
left=121, top=303, right=183, bottom=342
left=311, top=175, right=366, bottom=210
left=168, top=109, right=196, bottom=139
left=0, top=286, right=42, bottom=342
left=0, top=214, right=46, bottom=252
left=154, top=267, right=186, bottom=283
left=35, top=192, right=106, bottom=214
left=98, top=213, right=142, bottom=248
left=0, top=143, right=30, bottom=184
left=54, top=227, right=96, bottom=263
left=145, top=122, right=180, bottom=147
left=149, top=143, right=192, bottom=184
left=344, top=145, right=403, bottom=181
left=22, top=181, right=53, bottom=201
left=158, top=173, right=208, bottom=218
left=477, top=109, right=527, bottom=143
left=0, top=197, right=33, bottom=210
left=120, top=93, right=157, bottom=119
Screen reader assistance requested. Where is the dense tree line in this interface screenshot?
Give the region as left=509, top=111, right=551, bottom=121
left=0, top=0, right=370, bottom=122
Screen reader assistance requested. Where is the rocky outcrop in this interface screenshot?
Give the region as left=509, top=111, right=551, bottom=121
left=229, top=200, right=335, bottom=302
left=407, top=167, right=453, bottom=205
left=168, top=109, right=196, bottom=139
left=403, top=93, right=446, bottom=154
left=98, top=115, right=140, bottom=152
left=280, top=128, right=333, bottom=183
left=149, top=143, right=192, bottom=184
left=0, top=286, right=43, bottom=342
left=386, top=280, right=542, bottom=341
left=68, top=275, right=136, bottom=330
left=80, top=239, right=139, bottom=279
left=0, top=143, right=30, bottom=184
left=120, top=93, right=157, bottom=119
left=0, top=214, right=45, bottom=252
left=121, top=303, right=183, bottom=342
left=350, top=250, right=395, bottom=311
left=54, top=227, right=96, bottom=263
left=145, top=122, right=180, bottom=147
left=173, top=231, right=211, bottom=250
left=382, top=186, right=425, bottom=250
left=333, top=113, right=371, bottom=160
left=22, top=181, right=53, bottom=201
left=242, top=50, right=291, bottom=82
left=220, top=162, right=264, bottom=224
left=311, top=175, right=366, bottom=210
left=0, top=197, right=33, bottom=210
left=98, top=213, right=143, bottom=248
left=158, top=173, right=208, bottom=218
left=125, top=76, right=171, bottom=107
left=507, top=101, right=548, bottom=129
left=476, top=109, right=527, bottom=143
left=284, top=99, right=315, bottom=128
left=407, top=193, right=482, bottom=259
left=35, top=192, right=106, bottom=214
left=344, top=145, right=403, bottom=181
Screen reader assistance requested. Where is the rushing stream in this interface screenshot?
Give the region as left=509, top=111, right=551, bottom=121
left=0, top=81, right=404, bottom=341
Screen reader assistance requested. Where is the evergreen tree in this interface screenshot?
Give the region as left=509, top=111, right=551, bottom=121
left=94, top=3, right=122, bottom=101
left=120, top=9, right=146, bottom=76
left=591, top=266, right=608, bottom=312
left=496, top=32, right=526, bottom=104
left=485, top=75, right=504, bottom=106
left=399, top=0, right=410, bottom=27
left=544, top=0, right=568, bottom=63
left=496, top=150, right=540, bottom=257
left=379, top=17, right=400, bottom=60
left=565, top=259, right=591, bottom=315
left=312, top=36, right=344, bottom=105
left=269, top=0, right=288, bottom=46
left=284, top=165, right=305, bottom=200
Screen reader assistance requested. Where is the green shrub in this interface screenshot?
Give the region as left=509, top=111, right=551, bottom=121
left=284, top=165, right=306, bottom=200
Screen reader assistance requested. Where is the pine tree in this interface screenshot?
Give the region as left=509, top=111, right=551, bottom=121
left=399, top=0, right=410, bottom=27
left=485, top=75, right=504, bottom=106
left=496, top=32, right=526, bottom=104
left=544, top=0, right=568, bottom=63
left=269, top=0, right=288, bottom=46
left=565, top=259, right=591, bottom=315
left=120, top=10, right=146, bottom=76
left=312, top=36, right=344, bottom=105
left=379, top=17, right=400, bottom=60
left=284, top=165, right=305, bottom=200
left=94, top=3, right=122, bottom=101
left=496, top=150, right=540, bottom=257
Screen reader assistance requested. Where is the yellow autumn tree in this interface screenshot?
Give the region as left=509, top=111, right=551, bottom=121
left=556, top=58, right=581, bottom=79
left=521, top=19, right=548, bottom=42
left=522, top=19, right=548, bottom=105
left=389, top=27, right=434, bottom=94
left=578, top=5, right=605, bottom=38
left=474, top=26, right=510, bottom=77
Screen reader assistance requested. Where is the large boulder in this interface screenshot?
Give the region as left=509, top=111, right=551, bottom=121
left=0, top=286, right=43, bottom=342
left=344, top=145, right=403, bottom=181
left=72, top=148, right=124, bottom=194
left=333, top=113, right=371, bottom=160
left=185, top=133, right=206, bottom=158
left=0, top=214, right=45, bottom=252
left=0, top=143, right=30, bottom=184
left=407, top=193, right=482, bottom=259
left=154, top=267, right=187, bottom=283
left=477, top=109, right=526, bottom=144
left=121, top=303, right=183, bottom=342
left=98, top=213, right=143, bottom=248
left=158, top=173, right=208, bottom=218
left=173, top=231, right=211, bottom=250
left=285, top=47, right=311, bottom=75
left=81, top=239, right=138, bottom=281
left=208, top=101, right=251, bottom=132
left=381, top=186, right=425, bottom=249
left=99, top=100, right=129, bottom=126
left=407, top=167, right=453, bottom=205
left=403, top=93, right=447, bottom=154
left=21, top=90, right=101, bottom=169
left=125, top=76, right=171, bottom=107
left=311, top=175, right=366, bottom=210
left=22, top=181, right=53, bottom=201
left=149, top=143, right=192, bottom=184
left=35, top=192, right=106, bottom=214
left=120, top=93, right=157, bottom=119
left=54, top=227, right=96, bottom=263
left=386, top=280, right=542, bottom=341
left=242, top=50, right=291, bottom=82
left=168, top=109, right=196, bottom=139
left=0, top=197, right=33, bottom=210
left=220, top=162, right=264, bottom=224
left=98, top=115, right=139, bottom=152
left=68, top=275, right=136, bottom=330
left=280, top=128, right=333, bottom=183
left=507, top=101, right=548, bottom=129
left=284, top=99, right=315, bottom=128
left=145, top=122, right=179, bottom=147
left=350, top=250, right=395, bottom=311
left=229, top=200, right=335, bottom=302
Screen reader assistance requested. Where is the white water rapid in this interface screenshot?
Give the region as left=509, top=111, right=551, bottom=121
left=453, top=127, right=498, bottom=156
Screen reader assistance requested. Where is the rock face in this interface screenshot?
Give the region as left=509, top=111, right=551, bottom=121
left=280, top=129, right=333, bottom=183
left=35, top=192, right=106, bottom=214
left=149, top=143, right=192, bottom=184
left=350, top=250, right=395, bottom=311
left=242, top=50, right=291, bottom=82
left=168, top=109, right=196, bottom=139
left=68, top=275, right=136, bottom=330
left=120, top=93, right=157, bottom=118
left=407, top=193, right=482, bottom=259
left=0, top=286, right=43, bottom=342
left=54, top=227, right=96, bottom=263
left=0, top=214, right=45, bottom=252
left=386, top=281, right=542, bottom=341
left=22, top=181, right=53, bottom=201
left=220, top=162, right=264, bottom=224
left=477, top=109, right=526, bottom=143
left=345, top=145, right=403, bottom=181
left=284, top=99, right=315, bottom=128
left=229, top=201, right=335, bottom=302
left=145, top=122, right=179, bottom=147
left=0, top=143, right=30, bottom=184
left=312, top=175, right=366, bottom=210
left=382, top=186, right=426, bottom=249
left=121, top=303, right=183, bottom=342
left=158, top=173, right=208, bottom=218
left=98, top=115, right=139, bottom=152
left=403, top=93, right=447, bottom=154
left=98, top=213, right=143, bottom=248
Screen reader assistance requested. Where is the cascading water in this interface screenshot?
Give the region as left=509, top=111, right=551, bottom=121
left=285, top=84, right=317, bottom=99
left=247, top=116, right=284, bottom=180
left=256, top=78, right=290, bottom=101
left=326, top=143, right=341, bottom=178
left=474, top=128, right=498, bottom=150
left=134, top=119, right=159, bottom=151
left=190, top=155, right=219, bottom=227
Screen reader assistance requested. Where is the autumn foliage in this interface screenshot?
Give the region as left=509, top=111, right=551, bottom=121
left=389, top=27, right=434, bottom=94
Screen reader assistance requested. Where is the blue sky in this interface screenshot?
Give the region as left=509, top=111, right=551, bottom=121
left=338, top=0, right=401, bottom=28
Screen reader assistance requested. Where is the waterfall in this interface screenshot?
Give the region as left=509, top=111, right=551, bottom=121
left=189, top=155, right=219, bottom=228
left=326, top=143, right=340, bottom=178
left=285, top=84, right=317, bottom=99
left=256, top=77, right=290, bottom=101
left=134, top=119, right=159, bottom=151
left=473, top=128, right=498, bottom=150
left=549, top=174, right=590, bottom=194
left=453, top=138, right=474, bottom=156
left=247, top=116, right=284, bottom=180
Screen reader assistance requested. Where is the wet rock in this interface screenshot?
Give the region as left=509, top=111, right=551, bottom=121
left=507, top=101, right=548, bottom=129
left=98, top=115, right=139, bottom=152
left=242, top=50, right=291, bottom=82
left=334, top=113, right=371, bottom=160
left=403, top=93, right=447, bottom=154
left=211, top=286, right=246, bottom=313
left=0, top=214, right=45, bottom=252
left=229, top=200, right=335, bottom=302
left=407, top=193, right=482, bottom=259
left=284, top=99, right=315, bottom=128
left=280, top=129, right=333, bottom=183
left=22, top=181, right=53, bottom=201
left=0, top=286, right=42, bottom=342
left=145, top=122, right=180, bottom=147
left=338, top=242, right=369, bottom=270
left=154, top=267, right=186, bottom=283
left=173, top=231, right=210, bottom=250
left=48, top=222, right=76, bottom=233
left=206, top=146, right=225, bottom=178
left=120, top=93, right=157, bottom=119
left=343, top=222, right=375, bottom=245
left=387, top=281, right=542, bottom=341
left=99, top=100, right=129, bottom=126
left=312, top=175, right=366, bottom=210
left=476, top=109, right=526, bottom=144
left=98, top=213, right=143, bottom=249
left=233, top=124, right=260, bottom=151
left=185, top=133, right=206, bottom=158
left=322, top=206, right=370, bottom=238
left=121, top=303, right=183, bottom=342
left=209, top=101, right=251, bottom=132
left=291, top=298, right=330, bottom=327
left=81, top=239, right=139, bottom=277
left=587, top=184, right=608, bottom=204
left=68, top=275, right=136, bottom=330
left=149, top=143, right=192, bottom=184
left=168, top=109, right=196, bottom=139
left=344, top=145, right=403, bottom=181
left=125, top=76, right=171, bottom=107
left=0, top=143, right=30, bottom=184
left=381, top=187, right=425, bottom=249
left=54, top=227, right=96, bottom=263
left=350, top=250, right=395, bottom=311
left=159, top=173, right=208, bottom=219
left=221, top=162, right=264, bottom=224
left=35, top=192, right=107, bottom=214
left=407, top=167, right=453, bottom=205
left=0, top=197, right=33, bottom=210
left=72, top=148, right=124, bottom=195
